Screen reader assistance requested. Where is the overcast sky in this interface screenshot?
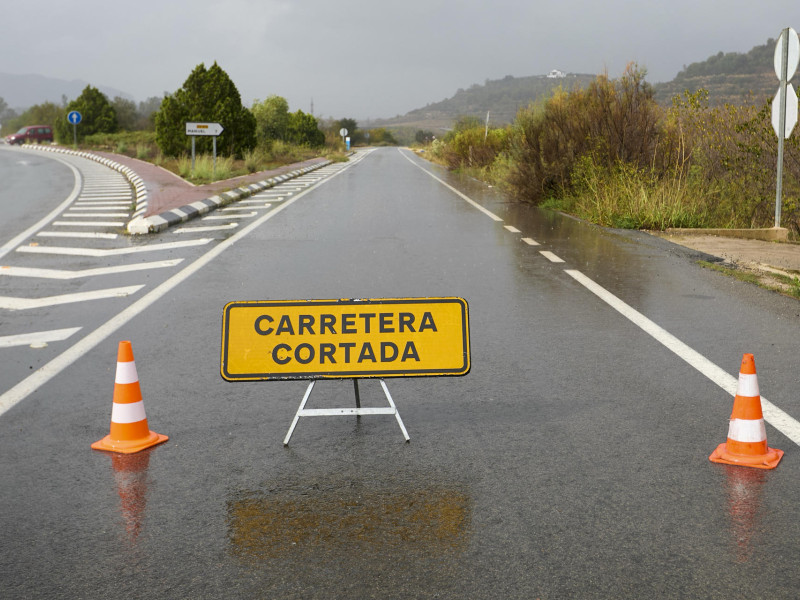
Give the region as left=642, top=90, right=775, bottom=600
left=2, top=0, right=798, bottom=120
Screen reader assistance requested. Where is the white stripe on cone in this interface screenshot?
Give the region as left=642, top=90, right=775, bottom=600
left=728, top=418, right=767, bottom=443
left=111, top=400, right=147, bottom=424
left=115, top=361, right=139, bottom=384
left=737, top=373, right=759, bottom=397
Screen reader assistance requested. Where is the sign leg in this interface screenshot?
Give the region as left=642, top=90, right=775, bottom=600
left=283, top=381, right=316, bottom=446
left=380, top=379, right=410, bottom=442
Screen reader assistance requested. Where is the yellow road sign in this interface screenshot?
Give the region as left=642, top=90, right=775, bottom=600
left=221, top=297, right=470, bottom=381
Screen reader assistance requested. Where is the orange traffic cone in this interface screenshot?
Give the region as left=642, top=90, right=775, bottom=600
left=709, top=353, right=783, bottom=469
left=92, top=341, right=168, bottom=454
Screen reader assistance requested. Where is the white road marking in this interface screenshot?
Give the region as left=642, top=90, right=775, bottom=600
left=174, top=223, right=239, bottom=233
left=0, top=328, right=82, bottom=349
left=0, top=259, right=182, bottom=279
left=565, top=269, right=800, bottom=446
left=0, top=154, right=82, bottom=260
left=62, top=212, right=129, bottom=218
left=203, top=212, right=256, bottom=219
left=504, top=225, right=521, bottom=233
left=16, top=238, right=213, bottom=257
left=399, top=149, right=504, bottom=222
left=0, top=285, right=144, bottom=310
left=540, top=251, right=565, bottom=263
left=37, top=231, right=118, bottom=240
left=52, top=221, right=125, bottom=227
left=522, top=238, right=540, bottom=246
left=0, top=151, right=364, bottom=418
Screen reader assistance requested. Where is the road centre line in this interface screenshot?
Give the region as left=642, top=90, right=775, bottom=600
left=399, top=149, right=504, bottom=222
left=0, top=259, right=182, bottom=279
left=0, top=149, right=368, bottom=418
left=564, top=269, right=800, bottom=446
left=504, top=225, right=521, bottom=233
left=0, top=285, right=144, bottom=310
left=522, top=238, right=540, bottom=246
left=0, top=328, right=82, bottom=349
left=16, top=238, right=212, bottom=257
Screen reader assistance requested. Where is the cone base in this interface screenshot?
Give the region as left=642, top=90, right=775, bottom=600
left=709, top=442, right=783, bottom=470
left=91, top=430, right=168, bottom=454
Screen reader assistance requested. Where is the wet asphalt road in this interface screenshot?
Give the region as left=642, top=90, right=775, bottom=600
left=1, top=147, right=800, bottom=598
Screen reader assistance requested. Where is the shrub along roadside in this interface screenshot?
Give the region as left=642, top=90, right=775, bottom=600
left=425, top=65, right=800, bottom=236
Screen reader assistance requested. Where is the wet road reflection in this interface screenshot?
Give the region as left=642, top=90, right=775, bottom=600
left=108, top=451, right=152, bottom=545
left=227, top=475, right=471, bottom=562
left=722, top=466, right=766, bottom=564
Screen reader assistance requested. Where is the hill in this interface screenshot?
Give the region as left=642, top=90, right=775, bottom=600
left=0, top=72, right=133, bottom=111
left=652, top=38, right=777, bottom=106
left=373, top=72, right=596, bottom=131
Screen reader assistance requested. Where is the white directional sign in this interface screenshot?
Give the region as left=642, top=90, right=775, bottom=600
left=773, top=83, right=799, bottom=138
left=774, top=27, right=800, bottom=80
left=185, top=122, right=224, bottom=136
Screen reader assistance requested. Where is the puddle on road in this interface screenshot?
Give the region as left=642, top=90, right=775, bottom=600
left=226, top=475, right=471, bottom=562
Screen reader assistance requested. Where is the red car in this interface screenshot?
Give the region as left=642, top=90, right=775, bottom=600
left=5, top=125, right=53, bottom=145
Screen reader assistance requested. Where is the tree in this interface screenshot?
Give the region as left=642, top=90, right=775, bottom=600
left=54, top=86, right=117, bottom=143
left=288, top=110, right=325, bottom=146
left=154, top=62, right=256, bottom=157
left=112, top=96, right=138, bottom=131
left=251, top=95, right=290, bottom=145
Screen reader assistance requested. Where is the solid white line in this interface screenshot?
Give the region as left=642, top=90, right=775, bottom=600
left=16, top=238, right=212, bottom=257
left=522, top=238, right=540, bottom=246
left=0, top=259, right=182, bottom=279
left=540, top=251, right=565, bottom=263
left=0, top=285, right=144, bottom=310
left=398, top=149, right=504, bottom=222
left=0, top=150, right=82, bottom=260
left=504, top=225, right=521, bottom=233
left=564, top=269, right=800, bottom=446
left=0, top=150, right=366, bottom=418
left=37, top=231, right=118, bottom=239
left=0, top=328, right=82, bottom=349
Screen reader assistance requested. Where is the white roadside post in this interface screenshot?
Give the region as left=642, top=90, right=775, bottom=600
left=772, top=27, right=800, bottom=228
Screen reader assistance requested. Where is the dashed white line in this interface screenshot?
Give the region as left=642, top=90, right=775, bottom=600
left=540, top=251, right=565, bottom=263
left=522, top=238, right=540, bottom=246
left=504, top=225, right=521, bottom=233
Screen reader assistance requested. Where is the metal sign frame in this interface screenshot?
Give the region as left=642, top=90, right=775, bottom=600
left=221, top=297, right=470, bottom=444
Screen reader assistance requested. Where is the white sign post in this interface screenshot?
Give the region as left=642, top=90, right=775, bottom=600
left=185, top=122, right=224, bottom=177
left=772, top=27, right=800, bottom=227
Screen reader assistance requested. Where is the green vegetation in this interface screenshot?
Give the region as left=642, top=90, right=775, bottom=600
left=155, top=62, right=256, bottom=157
left=425, top=64, right=800, bottom=236
left=53, top=85, right=118, bottom=143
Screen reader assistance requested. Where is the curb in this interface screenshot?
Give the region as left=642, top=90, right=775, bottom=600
left=127, top=160, right=331, bottom=234
left=20, top=144, right=331, bottom=235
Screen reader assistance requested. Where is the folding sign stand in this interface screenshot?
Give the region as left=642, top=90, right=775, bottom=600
left=283, top=379, right=410, bottom=446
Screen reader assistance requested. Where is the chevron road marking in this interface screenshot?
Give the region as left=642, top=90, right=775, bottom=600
left=0, top=259, right=182, bottom=279
left=0, top=285, right=144, bottom=310
left=0, top=328, right=82, bottom=349
left=16, top=239, right=213, bottom=257
left=37, top=231, right=119, bottom=240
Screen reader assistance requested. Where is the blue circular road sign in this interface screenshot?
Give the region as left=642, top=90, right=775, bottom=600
left=67, top=111, right=82, bottom=125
